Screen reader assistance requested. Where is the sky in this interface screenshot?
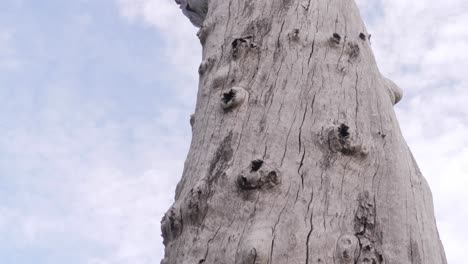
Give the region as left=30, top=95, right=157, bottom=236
left=0, top=0, right=466, bottom=263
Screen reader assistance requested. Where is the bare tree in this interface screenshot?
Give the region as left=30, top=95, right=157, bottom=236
left=161, top=0, right=447, bottom=263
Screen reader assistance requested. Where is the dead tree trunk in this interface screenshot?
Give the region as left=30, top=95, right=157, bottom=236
left=161, top=0, right=447, bottom=263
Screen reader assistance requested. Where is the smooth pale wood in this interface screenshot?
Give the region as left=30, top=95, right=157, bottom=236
left=161, top=0, right=447, bottom=263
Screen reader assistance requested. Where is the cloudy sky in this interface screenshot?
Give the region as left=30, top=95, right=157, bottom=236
left=0, top=0, right=466, bottom=263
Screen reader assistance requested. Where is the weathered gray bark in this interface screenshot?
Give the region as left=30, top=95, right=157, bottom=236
left=162, top=0, right=447, bottom=263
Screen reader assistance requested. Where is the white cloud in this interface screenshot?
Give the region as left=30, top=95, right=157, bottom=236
left=74, top=168, right=180, bottom=263
left=117, top=0, right=201, bottom=94
left=0, top=82, right=192, bottom=263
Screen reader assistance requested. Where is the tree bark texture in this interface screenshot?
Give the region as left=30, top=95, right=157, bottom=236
left=162, top=0, right=447, bottom=263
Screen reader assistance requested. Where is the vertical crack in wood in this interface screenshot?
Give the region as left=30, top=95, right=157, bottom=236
left=354, top=72, right=360, bottom=130
left=200, top=225, right=222, bottom=263
left=298, top=148, right=306, bottom=188
left=280, top=111, right=298, bottom=166
left=298, top=105, right=308, bottom=154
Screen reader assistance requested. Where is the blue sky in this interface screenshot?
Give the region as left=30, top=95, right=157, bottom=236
left=1, top=0, right=467, bottom=263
